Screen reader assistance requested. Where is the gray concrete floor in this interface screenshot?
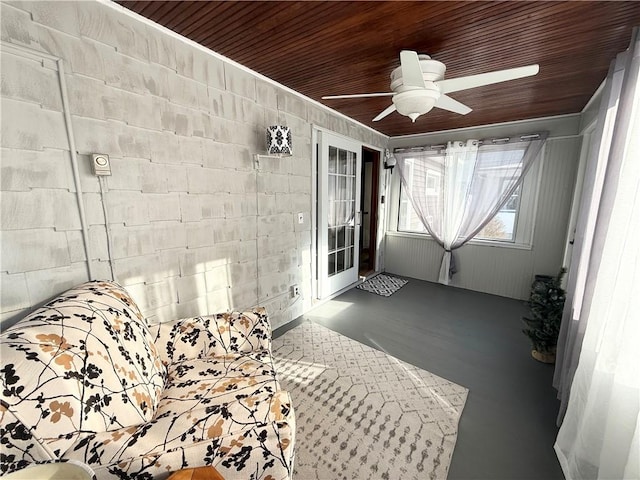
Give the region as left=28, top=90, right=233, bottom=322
left=274, top=276, right=564, bottom=480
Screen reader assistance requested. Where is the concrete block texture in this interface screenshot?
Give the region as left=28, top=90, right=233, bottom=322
left=106, top=157, right=144, bottom=191
left=175, top=272, right=207, bottom=303
left=229, top=281, right=259, bottom=311
left=277, top=90, right=307, bottom=120
left=1, top=2, right=41, bottom=48
left=0, top=148, right=74, bottom=192
left=197, top=193, right=226, bottom=220
left=258, top=172, right=290, bottom=194
left=72, top=117, right=124, bottom=157
left=126, top=279, right=177, bottom=312
left=213, top=217, right=257, bottom=244
left=37, top=26, right=106, bottom=80
left=147, top=193, right=181, bottom=222
left=104, top=191, right=149, bottom=226
left=109, top=224, right=156, bottom=259
left=0, top=272, right=30, bottom=313
left=102, top=48, right=148, bottom=95
left=258, top=213, right=294, bottom=237
left=0, top=229, right=71, bottom=273
left=1, top=189, right=80, bottom=231
left=112, top=253, right=178, bottom=286
left=77, top=1, right=149, bottom=61
left=275, top=193, right=311, bottom=215
left=29, top=2, right=81, bottom=37
left=179, top=246, right=225, bottom=276
left=186, top=221, right=215, bottom=249
left=82, top=192, right=106, bottom=226
left=2, top=98, right=68, bottom=151
left=174, top=40, right=224, bottom=89
left=1, top=51, right=62, bottom=110
left=146, top=25, right=177, bottom=71
left=25, top=262, right=89, bottom=309
left=224, top=63, right=256, bottom=101
left=258, top=251, right=298, bottom=277
left=141, top=161, right=169, bottom=193
left=165, top=165, right=188, bottom=192
left=256, top=79, right=278, bottom=110
left=224, top=193, right=256, bottom=219
left=152, top=221, right=187, bottom=251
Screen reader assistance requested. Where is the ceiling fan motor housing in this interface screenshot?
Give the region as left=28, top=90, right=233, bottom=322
left=390, top=55, right=446, bottom=90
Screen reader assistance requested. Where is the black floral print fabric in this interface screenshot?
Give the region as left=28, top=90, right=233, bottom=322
left=0, top=282, right=295, bottom=480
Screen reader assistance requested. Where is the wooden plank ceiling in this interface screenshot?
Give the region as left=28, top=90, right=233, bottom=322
left=119, top=1, right=640, bottom=137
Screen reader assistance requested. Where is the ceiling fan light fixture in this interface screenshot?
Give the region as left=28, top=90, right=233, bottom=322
left=392, top=90, right=439, bottom=122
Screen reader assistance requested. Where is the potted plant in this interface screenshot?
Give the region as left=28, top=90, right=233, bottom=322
left=522, top=268, right=566, bottom=363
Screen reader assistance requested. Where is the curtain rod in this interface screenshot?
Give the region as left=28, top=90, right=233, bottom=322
left=393, top=132, right=545, bottom=153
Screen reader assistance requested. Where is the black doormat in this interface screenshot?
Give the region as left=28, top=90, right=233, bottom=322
left=356, top=274, right=408, bottom=297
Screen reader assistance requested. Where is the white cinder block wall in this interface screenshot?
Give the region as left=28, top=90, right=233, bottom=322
left=0, top=0, right=387, bottom=328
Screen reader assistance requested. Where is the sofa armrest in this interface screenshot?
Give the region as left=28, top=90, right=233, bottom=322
left=150, top=308, right=272, bottom=364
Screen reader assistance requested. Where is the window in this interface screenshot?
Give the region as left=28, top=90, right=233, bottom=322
left=396, top=144, right=543, bottom=246
left=476, top=186, right=521, bottom=241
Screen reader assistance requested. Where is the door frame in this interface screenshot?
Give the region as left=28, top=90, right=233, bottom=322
left=360, top=147, right=381, bottom=276
left=311, top=125, right=384, bottom=301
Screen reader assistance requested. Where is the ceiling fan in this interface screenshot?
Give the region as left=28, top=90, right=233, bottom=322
left=322, top=50, right=539, bottom=123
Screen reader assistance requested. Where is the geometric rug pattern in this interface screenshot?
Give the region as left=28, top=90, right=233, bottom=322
left=356, top=273, right=409, bottom=297
left=272, top=322, right=468, bottom=479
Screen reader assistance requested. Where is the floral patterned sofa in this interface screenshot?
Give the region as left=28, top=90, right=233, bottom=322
left=0, top=280, right=295, bottom=479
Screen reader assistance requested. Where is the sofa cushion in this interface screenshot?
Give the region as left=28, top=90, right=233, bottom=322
left=150, top=309, right=272, bottom=366
left=0, top=281, right=166, bottom=458
left=61, top=390, right=295, bottom=479
left=158, top=353, right=279, bottom=414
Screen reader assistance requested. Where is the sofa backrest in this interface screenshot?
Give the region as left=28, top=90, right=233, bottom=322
left=0, top=281, right=166, bottom=460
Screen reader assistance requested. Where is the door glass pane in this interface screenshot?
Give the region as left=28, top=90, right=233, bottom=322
left=347, top=151, right=356, bottom=175
left=346, top=247, right=353, bottom=269
left=336, top=250, right=345, bottom=272
left=338, top=176, right=347, bottom=200
left=328, top=227, right=337, bottom=250
left=328, top=253, right=336, bottom=276
left=329, top=147, right=337, bottom=173
left=338, top=149, right=347, bottom=174
left=337, top=226, right=345, bottom=248
left=346, top=226, right=354, bottom=247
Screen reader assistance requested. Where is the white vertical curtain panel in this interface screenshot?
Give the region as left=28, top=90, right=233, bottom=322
left=395, top=134, right=547, bottom=284
left=554, top=27, right=640, bottom=480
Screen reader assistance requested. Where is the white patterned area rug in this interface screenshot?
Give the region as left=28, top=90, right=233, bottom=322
left=272, top=322, right=468, bottom=480
left=356, top=273, right=408, bottom=297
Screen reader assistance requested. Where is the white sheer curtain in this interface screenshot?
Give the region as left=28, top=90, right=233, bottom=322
left=396, top=134, right=547, bottom=284
left=554, top=27, right=640, bottom=479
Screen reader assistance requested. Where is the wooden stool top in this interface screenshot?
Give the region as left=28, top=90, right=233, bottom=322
left=167, top=466, right=225, bottom=480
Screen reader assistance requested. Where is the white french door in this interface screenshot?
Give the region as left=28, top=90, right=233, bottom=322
left=317, top=130, right=362, bottom=299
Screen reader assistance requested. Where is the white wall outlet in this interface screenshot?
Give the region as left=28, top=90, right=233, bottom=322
left=291, top=284, right=300, bottom=297
left=297, top=212, right=304, bottom=224
left=91, top=153, right=111, bottom=176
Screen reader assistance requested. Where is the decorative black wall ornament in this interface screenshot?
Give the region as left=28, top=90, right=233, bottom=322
left=266, top=125, right=293, bottom=156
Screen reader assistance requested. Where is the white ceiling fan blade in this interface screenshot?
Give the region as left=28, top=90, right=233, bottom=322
left=400, top=50, right=426, bottom=88
left=373, top=104, right=397, bottom=122
left=434, top=94, right=472, bottom=115
left=322, top=92, right=394, bottom=100
left=438, top=64, right=539, bottom=94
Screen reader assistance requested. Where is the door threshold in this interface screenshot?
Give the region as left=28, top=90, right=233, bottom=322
left=359, top=270, right=376, bottom=281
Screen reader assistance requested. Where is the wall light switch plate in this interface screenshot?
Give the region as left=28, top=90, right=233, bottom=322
left=297, top=212, right=304, bottom=224
left=91, top=153, right=111, bottom=176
